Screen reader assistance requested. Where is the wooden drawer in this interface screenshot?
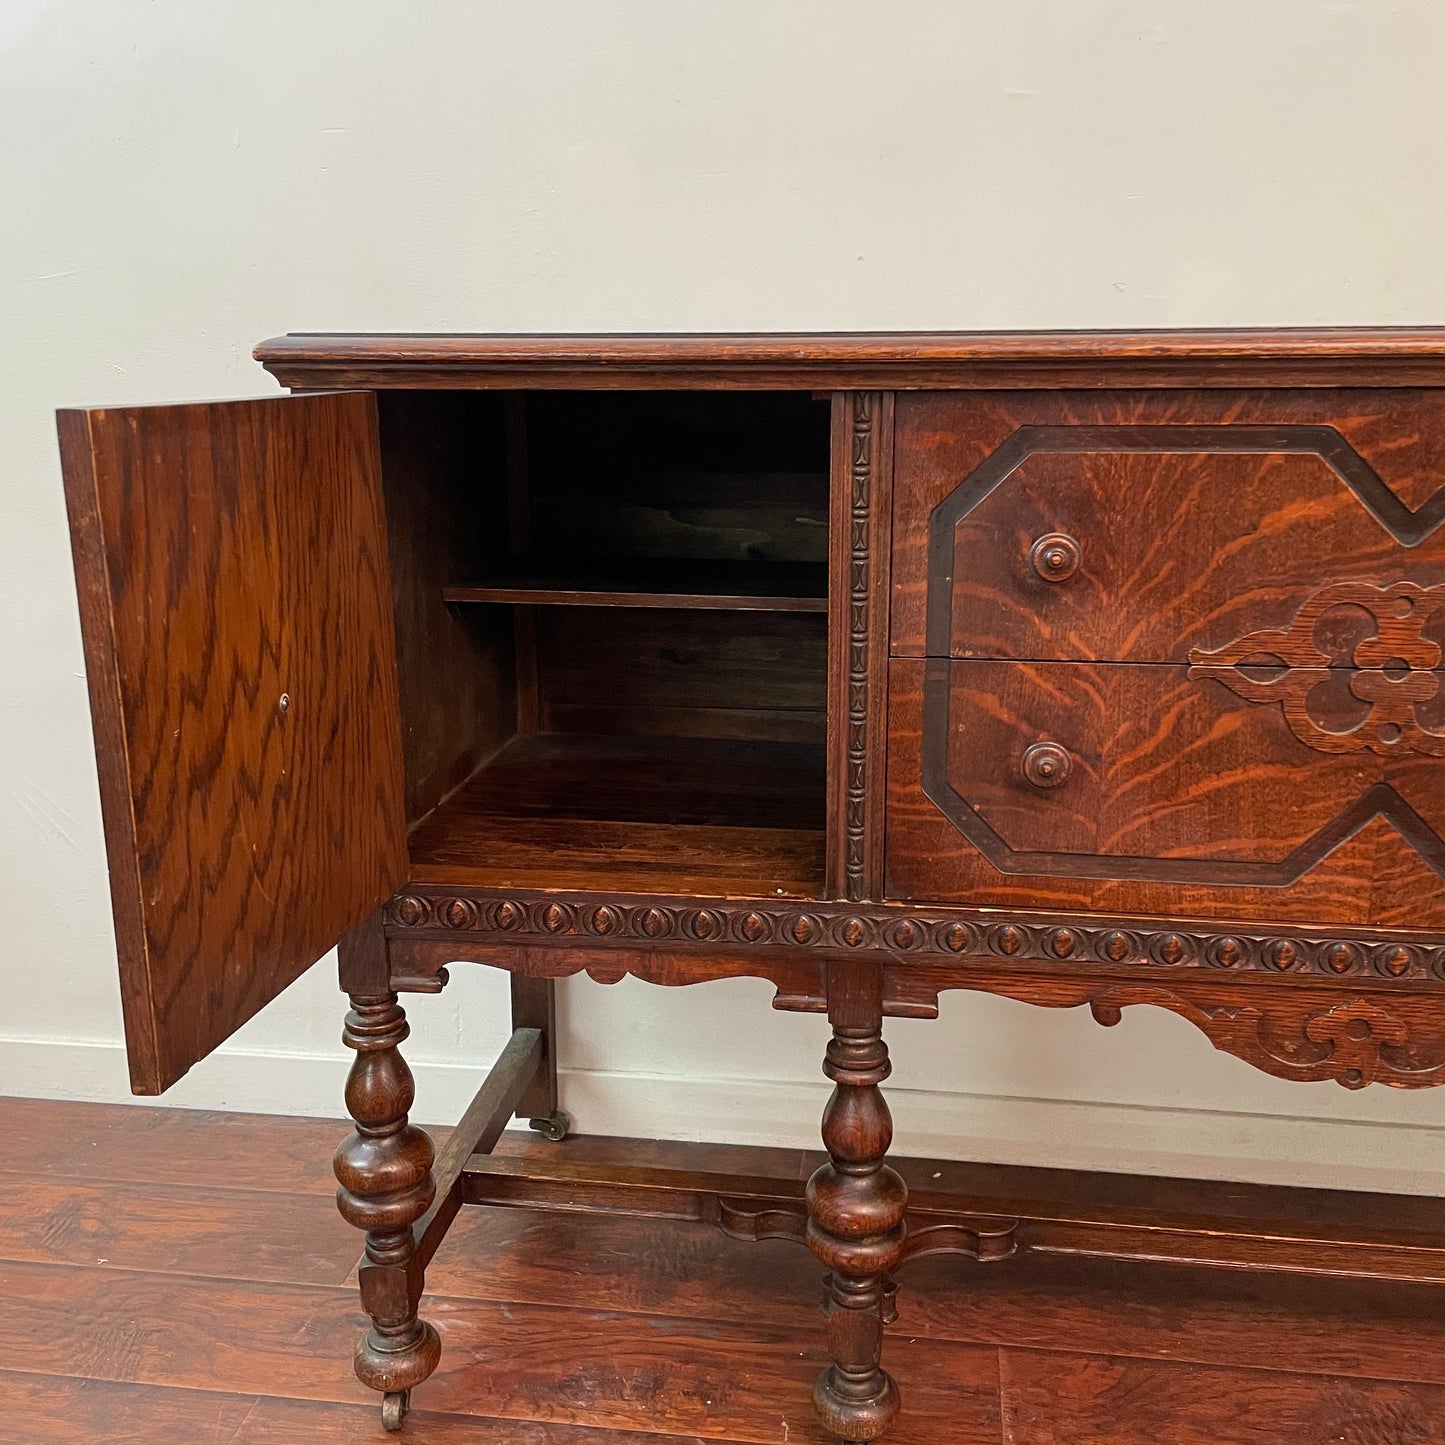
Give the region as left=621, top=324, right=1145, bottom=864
left=885, top=657, right=1445, bottom=927
left=890, top=390, right=1445, bottom=662
left=884, top=390, right=1445, bottom=928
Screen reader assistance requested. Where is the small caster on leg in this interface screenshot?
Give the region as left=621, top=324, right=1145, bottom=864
left=381, top=1389, right=410, bottom=1431
left=528, top=1110, right=570, bottom=1142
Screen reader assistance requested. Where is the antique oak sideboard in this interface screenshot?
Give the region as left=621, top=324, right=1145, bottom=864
left=58, top=330, right=1445, bottom=1441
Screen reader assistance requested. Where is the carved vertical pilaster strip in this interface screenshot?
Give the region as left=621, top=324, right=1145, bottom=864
left=845, top=392, right=873, bottom=899
left=334, top=994, right=441, bottom=1401
left=829, top=391, right=893, bottom=902
left=806, top=961, right=907, bottom=1441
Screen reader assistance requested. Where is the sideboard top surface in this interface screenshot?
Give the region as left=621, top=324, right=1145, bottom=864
left=255, top=327, right=1445, bottom=391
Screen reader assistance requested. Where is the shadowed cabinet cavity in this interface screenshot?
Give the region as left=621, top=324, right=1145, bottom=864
left=378, top=389, right=832, bottom=899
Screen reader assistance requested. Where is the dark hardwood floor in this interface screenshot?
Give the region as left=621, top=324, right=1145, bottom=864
left=6, top=1095, right=1445, bottom=1442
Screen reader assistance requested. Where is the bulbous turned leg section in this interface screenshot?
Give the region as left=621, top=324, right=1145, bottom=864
left=334, top=994, right=441, bottom=1420
left=805, top=972, right=907, bottom=1443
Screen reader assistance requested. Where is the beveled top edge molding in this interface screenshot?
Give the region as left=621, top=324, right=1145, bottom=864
left=254, top=327, right=1445, bottom=391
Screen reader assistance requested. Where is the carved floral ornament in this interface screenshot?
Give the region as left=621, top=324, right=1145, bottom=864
left=1189, top=581, right=1445, bottom=755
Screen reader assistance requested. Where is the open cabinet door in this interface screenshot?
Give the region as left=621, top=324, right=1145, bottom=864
left=58, top=393, right=409, bottom=1095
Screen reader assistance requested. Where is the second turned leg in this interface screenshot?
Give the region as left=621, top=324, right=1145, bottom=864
left=805, top=961, right=907, bottom=1443
left=334, top=993, right=441, bottom=1429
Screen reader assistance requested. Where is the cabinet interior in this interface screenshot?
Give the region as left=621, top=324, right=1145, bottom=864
left=376, top=389, right=832, bottom=898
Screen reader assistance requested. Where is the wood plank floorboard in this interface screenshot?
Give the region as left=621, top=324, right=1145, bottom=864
left=910, top=1251, right=1445, bottom=1386
left=428, top=1204, right=1445, bottom=1389
left=425, top=1206, right=822, bottom=1318
left=10, top=1372, right=260, bottom=1442
left=6, top=1372, right=774, bottom=1444
left=0, top=1098, right=348, bottom=1195
left=999, top=1350, right=1445, bottom=1444
left=0, top=1176, right=354, bottom=1284
left=5, top=1096, right=1445, bottom=1442
left=0, top=1260, right=999, bottom=1442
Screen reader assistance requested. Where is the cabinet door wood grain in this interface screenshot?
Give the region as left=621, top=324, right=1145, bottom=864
left=58, top=394, right=408, bottom=1094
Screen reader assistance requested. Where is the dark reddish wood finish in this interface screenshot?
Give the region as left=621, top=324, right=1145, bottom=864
left=255, top=327, right=1445, bottom=390
left=890, top=389, right=1445, bottom=663
left=23, top=1097, right=1445, bottom=1443
left=57, top=394, right=408, bottom=1094
left=827, top=393, right=893, bottom=902
left=373, top=391, right=517, bottom=824
left=885, top=387, right=1445, bottom=936
left=405, top=733, right=826, bottom=897
left=333, top=993, right=440, bottom=1414
left=458, top=1135, right=1445, bottom=1286
left=59, top=330, right=1445, bottom=1443
left=885, top=657, right=1445, bottom=925
left=806, top=961, right=907, bottom=1441
left=509, top=975, right=560, bottom=1124
left=532, top=607, right=827, bottom=746
left=442, top=557, right=827, bottom=611
left=414, top=1026, right=544, bottom=1276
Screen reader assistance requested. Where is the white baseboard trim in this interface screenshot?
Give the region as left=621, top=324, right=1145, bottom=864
left=1, top=1034, right=1442, bottom=1197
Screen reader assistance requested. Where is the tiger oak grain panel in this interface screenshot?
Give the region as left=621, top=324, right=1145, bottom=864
left=892, top=389, right=1445, bottom=662
left=885, top=658, right=1445, bottom=927
left=58, top=394, right=408, bottom=1093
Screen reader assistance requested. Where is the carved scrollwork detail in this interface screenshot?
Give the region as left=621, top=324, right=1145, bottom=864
left=1189, top=581, right=1445, bottom=756
left=1083, top=985, right=1445, bottom=1090
left=384, top=891, right=1445, bottom=983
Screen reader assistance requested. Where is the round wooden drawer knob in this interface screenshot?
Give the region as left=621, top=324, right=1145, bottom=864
left=1022, top=741, right=1073, bottom=789
left=1030, top=532, right=1081, bottom=582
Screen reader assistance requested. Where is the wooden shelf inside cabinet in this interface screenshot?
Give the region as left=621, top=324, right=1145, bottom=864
left=441, top=558, right=829, bottom=613
left=407, top=732, right=827, bottom=897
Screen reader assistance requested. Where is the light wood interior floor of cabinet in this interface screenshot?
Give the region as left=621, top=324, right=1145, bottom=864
left=406, top=732, right=827, bottom=897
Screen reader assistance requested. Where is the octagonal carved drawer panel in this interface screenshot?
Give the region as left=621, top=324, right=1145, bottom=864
left=890, top=390, right=1445, bottom=664
left=884, top=657, right=1445, bottom=929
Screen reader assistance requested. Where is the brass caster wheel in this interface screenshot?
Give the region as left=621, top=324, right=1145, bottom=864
left=381, top=1389, right=410, bottom=1431
left=528, top=1110, right=570, bottom=1142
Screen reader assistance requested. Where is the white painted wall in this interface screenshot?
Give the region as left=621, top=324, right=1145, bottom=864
left=4, top=0, right=1445, bottom=1193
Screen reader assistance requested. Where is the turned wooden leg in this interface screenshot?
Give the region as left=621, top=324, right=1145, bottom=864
left=805, top=962, right=907, bottom=1443
left=334, top=993, right=441, bottom=1428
